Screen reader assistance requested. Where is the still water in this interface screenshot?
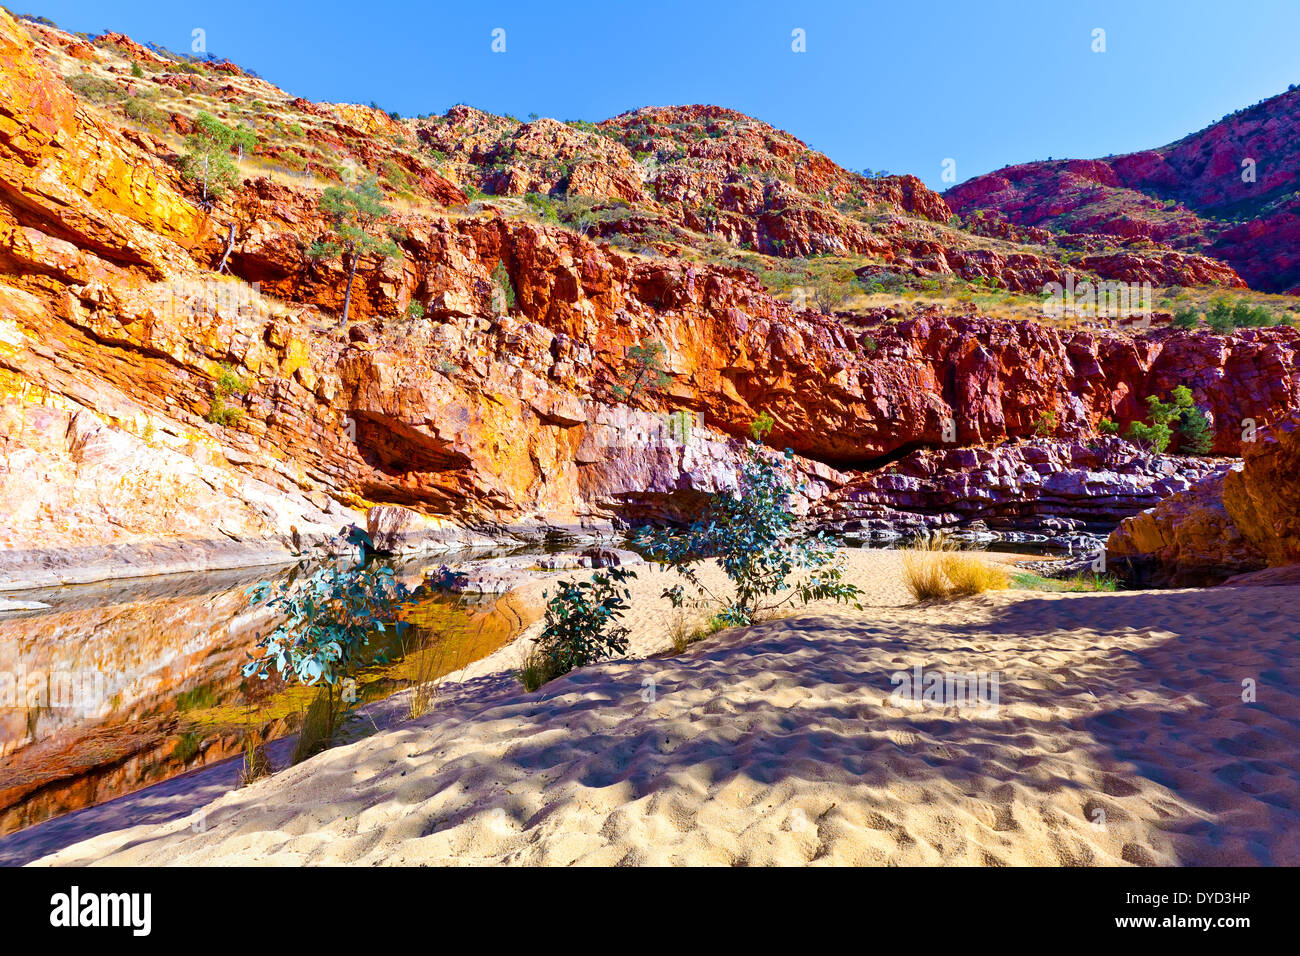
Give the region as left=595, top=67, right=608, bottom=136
left=0, top=553, right=534, bottom=835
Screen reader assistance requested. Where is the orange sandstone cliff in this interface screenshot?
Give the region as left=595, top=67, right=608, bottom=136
left=2, top=10, right=1298, bottom=587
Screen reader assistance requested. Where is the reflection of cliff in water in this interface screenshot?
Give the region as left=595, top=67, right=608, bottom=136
left=0, top=555, right=533, bottom=835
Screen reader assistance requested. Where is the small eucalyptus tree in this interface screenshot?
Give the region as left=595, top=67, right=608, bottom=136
left=308, top=175, right=402, bottom=325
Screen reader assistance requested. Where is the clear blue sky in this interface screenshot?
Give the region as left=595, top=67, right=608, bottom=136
left=17, top=0, right=1300, bottom=189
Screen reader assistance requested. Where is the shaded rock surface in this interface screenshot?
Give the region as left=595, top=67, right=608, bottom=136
left=1108, top=413, right=1300, bottom=584
left=808, top=437, right=1227, bottom=546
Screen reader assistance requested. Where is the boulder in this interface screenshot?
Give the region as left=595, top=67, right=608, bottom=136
left=1108, top=412, right=1300, bottom=584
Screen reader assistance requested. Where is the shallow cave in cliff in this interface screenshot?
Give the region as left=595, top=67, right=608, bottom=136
left=604, top=491, right=718, bottom=530
left=350, top=412, right=471, bottom=492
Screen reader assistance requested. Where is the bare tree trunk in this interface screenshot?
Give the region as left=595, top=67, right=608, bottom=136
left=341, top=248, right=359, bottom=326
left=216, top=223, right=235, bottom=274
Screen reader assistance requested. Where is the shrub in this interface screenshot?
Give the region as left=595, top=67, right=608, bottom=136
left=213, top=363, right=250, bottom=399
left=1034, top=410, right=1057, bottom=437
left=204, top=398, right=243, bottom=426
left=636, top=443, right=861, bottom=626
left=1205, top=297, right=1279, bottom=333
left=1231, top=300, right=1278, bottom=328
left=66, top=74, right=124, bottom=104
left=750, top=411, right=775, bottom=441
left=1205, top=299, right=1236, bottom=333
left=122, top=95, right=166, bottom=129
left=380, top=158, right=409, bottom=189
left=1125, top=386, right=1212, bottom=455
left=1172, top=307, right=1199, bottom=329
left=810, top=275, right=857, bottom=313
left=1125, top=418, right=1171, bottom=454
left=857, top=270, right=907, bottom=295
left=523, top=191, right=559, bottom=222
left=406, top=300, right=425, bottom=319
left=490, top=260, right=516, bottom=314
left=1098, top=418, right=1119, bottom=435
left=1177, top=403, right=1214, bottom=454
left=522, top=566, right=636, bottom=688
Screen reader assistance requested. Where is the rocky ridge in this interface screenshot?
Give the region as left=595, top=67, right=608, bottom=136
left=947, top=87, right=1300, bottom=293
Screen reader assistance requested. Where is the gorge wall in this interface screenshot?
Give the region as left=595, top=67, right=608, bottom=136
left=2, top=10, right=1299, bottom=588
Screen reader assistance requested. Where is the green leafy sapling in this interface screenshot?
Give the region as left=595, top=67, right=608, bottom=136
left=242, top=527, right=413, bottom=743
left=611, top=338, right=670, bottom=403
left=635, top=426, right=862, bottom=627
left=525, top=565, right=637, bottom=688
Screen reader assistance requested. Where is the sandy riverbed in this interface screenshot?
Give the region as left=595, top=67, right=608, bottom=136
left=31, top=550, right=1300, bottom=866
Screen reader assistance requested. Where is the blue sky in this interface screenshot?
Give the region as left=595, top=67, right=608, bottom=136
left=16, top=0, right=1300, bottom=189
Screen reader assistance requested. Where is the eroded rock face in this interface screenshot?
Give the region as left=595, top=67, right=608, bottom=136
left=1, top=9, right=1297, bottom=588
left=0, top=393, right=361, bottom=588
left=808, top=438, right=1228, bottom=540
left=1105, top=469, right=1264, bottom=586
left=1221, top=412, right=1300, bottom=565
left=1108, top=413, right=1300, bottom=583
left=0, top=13, right=206, bottom=276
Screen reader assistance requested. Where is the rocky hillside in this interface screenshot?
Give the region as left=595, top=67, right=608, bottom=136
left=12, top=13, right=1259, bottom=302
left=2, top=10, right=1298, bottom=587
left=947, top=87, right=1300, bottom=293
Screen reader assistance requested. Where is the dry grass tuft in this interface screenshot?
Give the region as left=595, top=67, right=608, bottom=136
left=292, top=686, right=343, bottom=765
left=901, top=535, right=957, bottom=601
left=942, top=551, right=1011, bottom=596
left=239, top=733, right=273, bottom=786
left=901, top=536, right=1010, bottom=602
left=516, top=644, right=561, bottom=692
left=667, top=607, right=729, bottom=654
left=405, top=630, right=456, bottom=721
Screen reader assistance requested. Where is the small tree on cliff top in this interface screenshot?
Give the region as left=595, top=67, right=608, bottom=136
left=309, top=175, right=402, bottom=325
left=180, top=112, right=242, bottom=202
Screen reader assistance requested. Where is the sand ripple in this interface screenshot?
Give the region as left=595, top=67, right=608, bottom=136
left=33, top=552, right=1300, bottom=866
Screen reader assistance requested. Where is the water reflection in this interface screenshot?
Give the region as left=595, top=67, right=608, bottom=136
left=0, top=551, right=535, bottom=835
